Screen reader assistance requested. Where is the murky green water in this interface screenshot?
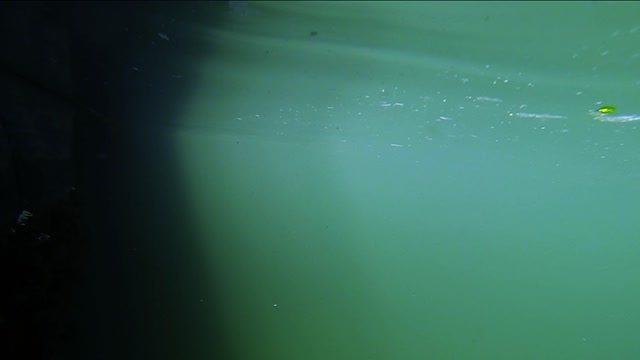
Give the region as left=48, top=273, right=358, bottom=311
left=174, top=2, right=640, bottom=359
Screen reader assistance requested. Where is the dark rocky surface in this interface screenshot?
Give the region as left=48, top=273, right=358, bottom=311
left=0, top=1, right=232, bottom=359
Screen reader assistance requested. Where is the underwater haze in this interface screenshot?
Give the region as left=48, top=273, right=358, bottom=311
left=174, top=2, right=640, bottom=359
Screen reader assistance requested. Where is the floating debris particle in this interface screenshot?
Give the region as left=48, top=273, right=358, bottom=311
left=590, top=110, right=640, bottom=123
left=158, top=32, right=170, bottom=41
left=511, top=112, right=566, bottom=120
left=475, top=96, right=502, bottom=102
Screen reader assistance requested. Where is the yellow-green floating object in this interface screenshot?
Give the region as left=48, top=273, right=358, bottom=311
left=598, top=105, right=616, bottom=114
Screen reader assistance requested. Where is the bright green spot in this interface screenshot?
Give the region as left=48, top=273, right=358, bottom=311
left=598, top=105, right=616, bottom=114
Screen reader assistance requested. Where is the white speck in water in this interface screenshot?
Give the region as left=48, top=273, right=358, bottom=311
left=158, top=32, right=170, bottom=41
left=273, top=304, right=278, bottom=307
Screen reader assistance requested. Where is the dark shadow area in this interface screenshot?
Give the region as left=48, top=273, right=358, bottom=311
left=0, top=1, right=237, bottom=359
